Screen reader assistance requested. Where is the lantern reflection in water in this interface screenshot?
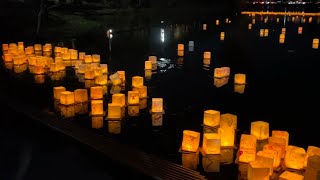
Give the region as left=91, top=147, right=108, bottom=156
left=152, top=113, right=163, bottom=126
left=202, top=155, right=220, bottom=173
left=149, top=56, right=157, bottom=65
left=91, top=116, right=103, bottom=129
left=91, top=100, right=104, bottom=116
left=313, top=38, right=319, bottom=49
left=284, top=145, right=306, bottom=170
left=108, top=121, right=121, bottom=134
left=59, top=105, right=75, bottom=118
left=234, top=84, right=246, bottom=94
left=110, top=85, right=122, bottom=94
left=221, top=148, right=234, bottom=164
left=181, top=152, right=199, bottom=170
left=220, top=32, right=225, bottom=41
left=4, top=62, right=13, bottom=70
left=53, top=86, right=66, bottom=100
left=214, top=77, right=229, bottom=88
left=128, top=105, right=139, bottom=116
left=279, top=171, right=304, bottom=180
left=85, top=79, right=95, bottom=89
left=145, top=70, right=152, bottom=80
left=90, top=86, right=103, bottom=100
left=305, top=155, right=320, bottom=180
left=34, top=75, right=45, bottom=84
left=304, top=146, right=320, bottom=168
left=74, top=89, right=88, bottom=103
left=75, top=102, right=88, bottom=115
left=238, top=163, right=249, bottom=180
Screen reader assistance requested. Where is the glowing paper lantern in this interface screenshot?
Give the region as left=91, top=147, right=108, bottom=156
left=34, top=44, right=42, bottom=51
left=220, top=32, right=225, bottom=41
left=177, top=50, right=184, bottom=57
left=128, top=105, right=139, bottom=116
left=100, top=64, right=108, bottom=74
left=219, top=127, right=235, bottom=147
left=279, top=171, right=304, bottom=180
left=60, top=105, right=75, bottom=118
left=112, top=93, right=125, bottom=107
left=3, top=53, right=13, bottom=62
left=248, top=161, right=270, bottom=180
left=90, top=86, right=103, bottom=100
left=203, top=24, right=207, bottom=30
left=203, top=110, right=220, bottom=127
left=151, top=98, right=163, bottom=113
left=91, top=116, right=103, bottom=129
left=264, top=29, right=269, bottom=37
left=234, top=73, right=246, bottom=84
left=152, top=113, right=163, bottom=126
left=149, top=56, right=157, bottom=65
left=178, top=44, right=184, bottom=51
left=279, top=34, right=285, bottom=44
left=305, top=155, right=320, bottom=180
left=256, top=151, right=273, bottom=175
left=284, top=145, right=306, bottom=170
left=94, top=68, right=103, bottom=77
left=84, top=55, right=92, bottom=63
left=91, top=100, right=104, bottom=116
left=268, top=136, right=286, bottom=158
left=313, top=38, right=319, bottom=49
left=117, top=71, right=125, bottom=83
left=84, top=70, right=95, bottom=80
left=107, top=103, right=121, bottom=120
left=220, top=113, right=237, bottom=130
left=133, top=86, right=147, bottom=99
left=79, top=52, right=85, bottom=60
left=216, top=20, right=219, bottom=26
left=234, top=84, right=246, bottom=94
left=272, top=130, right=289, bottom=148
left=250, top=121, right=269, bottom=140
left=127, top=91, right=139, bottom=105
left=60, top=91, right=75, bottom=105
left=181, top=130, right=200, bottom=152
left=202, top=155, right=220, bottom=173
left=298, top=27, right=303, bottom=34
left=202, top=133, right=220, bottom=155
left=132, top=76, right=143, bottom=88
left=214, top=67, right=230, bottom=78
left=282, top=28, right=286, bottom=34
left=203, top=52, right=211, bottom=59
left=304, top=146, right=320, bottom=168
left=263, top=144, right=282, bottom=168
left=239, top=134, right=257, bottom=163
left=145, top=61, right=152, bottom=70
left=74, top=89, right=88, bottom=103
left=109, top=72, right=122, bottom=86
left=92, top=54, right=100, bottom=63
left=95, top=75, right=108, bottom=85
left=259, top=29, right=264, bottom=37
left=248, top=24, right=252, bottom=30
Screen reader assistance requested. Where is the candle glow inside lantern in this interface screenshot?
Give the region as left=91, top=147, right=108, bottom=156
left=248, top=161, right=271, bottom=180
left=305, top=155, right=320, bottom=180
left=234, top=73, right=246, bottom=84
left=149, top=56, right=157, bottom=65
left=279, top=33, right=285, bottom=44
left=91, top=100, right=104, bottom=116
left=74, top=89, right=88, bottom=103
left=203, top=24, right=207, bottom=30
left=181, top=130, right=200, bottom=152
left=234, top=84, right=246, bottom=94
left=220, top=32, right=225, bottom=41
left=264, top=29, right=269, bottom=37
left=2, top=44, right=8, bottom=51
left=177, top=50, right=184, bottom=57
left=85, top=70, right=95, bottom=79
left=279, top=171, right=304, bottom=180
left=268, top=136, right=286, bottom=158
left=203, top=52, right=211, bottom=59
left=133, top=86, right=147, bottom=98
left=256, top=151, right=274, bottom=175
left=203, top=110, right=220, bottom=127
left=112, top=93, right=126, bottom=107
left=90, top=86, right=103, bottom=100
left=214, top=67, right=230, bottom=78
left=220, top=113, right=237, bottom=130
left=3, top=53, right=13, bottom=62
left=117, top=71, right=125, bottom=83
left=304, top=146, right=320, bottom=168
left=60, top=91, right=75, bottom=105
left=95, top=75, right=108, bottom=85
left=250, top=121, right=269, bottom=140
left=284, top=145, right=306, bottom=170
left=259, top=29, right=264, bottom=37
left=216, top=20, right=219, bottom=25
left=84, top=55, right=92, bottom=63
left=128, top=105, right=139, bottom=116
left=219, top=127, right=235, bottom=147
left=313, top=38, right=319, bottom=49
left=94, top=68, right=103, bottom=77
left=132, top=76, right=144, bottom=88
left=109, top=72, right=122, bottom=86
left=272, top=130, right=289, bottom=148
left=92, top=54, right=100, bottom=63
left=33, top=66, right=45, bottom=74
left=128, top=91, right=139, bottom=105
left=298, top=27, right=303, bottom=34
left=177, top=44, right=184, bottom=56
left=202, top=133, right=221, bottom=154
left=60, top=105, right=75, bottom=118
left=34, top=44, right=42, bottom=51
left=152, top=98, right=163, bottom=113
left=107, top=103, right=121, bottom=119
left=263, top=144, right=282, bottom=168
left=239, top=134, right=257, bottom=163
left=145, top=61, right=152, bottom=70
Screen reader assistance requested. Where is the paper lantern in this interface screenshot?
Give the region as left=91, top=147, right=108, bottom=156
left=239, top=134, right=257, bottom=163
left=188, top=41, right=194, bottom=47
left=214, top=77, right=229, bottom=87
left=309, top=17, right=313, bottom=23
left=84, top=70, right=95, bottom=80
left=148, top=56, right=157, bottom=64
left=128, top=105, right=139, bottom=116
left=60, top=91, right=75, bottom=105
left=234, top=73, right=246, bottom=84
left=109, top=72, right=122, bottom=86
left=220, top=148, right=234, bottom=164
left=181, top=130, right=200, bottom=152
left=248, top=161, right=270, bottom=180
left=14, top=64, right=27, bottom=73
left=133, top=86, right=147, bottom=99
left=90, top=86, right=103, bottom=100
left=93, top=67, right=103, bottom=77
left=91, top=116, right=103, bottom=129
left=94, top=75, right=107, bottom=86
left=3, top=53, right=13, bottom=62
left=250, top=121, right=269, bottom=140
left=203, top=52, right=211, bottom=59
left=117, top=71, right=125, bottom=83
left=259, top=29, right=264, bottom=37
left=313, top=38, right=319, bottom=49
left=91, top=100, right=104, bottom=116
left=151, top=98, right=163, bottom=113
left=313, top=43, right=319, bottom=49
left=203, top=58, right=211, bottom=67
left=79, top=52, right=85, bottom=60
left=268, top=137, right=286, bottom=158
left=33, top=66, right=45, bottom=75
left=272, top=130, right=289, bottom=148
left=305, top=155, right=320, bottom=180
left=182, top=152, right=199, bottom=170
left=279, top=171, right=304, bottom=180
left=284, top=145, right=306, bottom=170
left=100, top=64, right=108, bottom=74
left=34, top=75, right=45, bottom=84
left=203, top=110, right=220, bottom=127
left=152, top=113, right=163, bottom=126
left=264, top=29, right=269, bottom=37
left=92, top=54, right=100, bottom=63
left=127, top=91, right=139, bottom=105
left=256, top=151, right=273, bottom=175
left=34, top=44, right=42, bottom=51
left=145, top=61, right=152, bottom=70
left=216, top=20, right=219, bottom=26
left=263, top=144, right=282, bottom=168
left=202, top=24, right=207, bottom=30
left=107, top=103, right=121, bottom=119
left=112, top=93, right=125, bottom=107
left=220, top=113, right=237, bottom=130
left=25, top=46, right=34, bottom=55
left=60, top=105, right=75, bottom=118
left=74, top=89, right=88, bottom=103
left=202, top=155, right=220, bottom=173
left=219, top=127, right=235, bottom=147
left=84, top=55, right=92, bottom=64
left=202, top=133, right=220, bottom=155
left=177, top=44, right=184, bottom=51
left=248, top=24, right=252, bottom=30
left=177, top=50, right=184, bottom=57
left=304, top=146, right=320, bottom=168
left=75, top=102, right=88, bottom=115
left=220, top=32, right=225, bottom=41
left=214, top=67, right=230, bottom=78
left=281, top=28, right=286, bottom=34
left=298, top=27, right=303, bottom=34
left=110, top=85, right=122, bottom=94
left=2, top=44, right=8, bottom=51
left=132, top=76, right=143, bottom=88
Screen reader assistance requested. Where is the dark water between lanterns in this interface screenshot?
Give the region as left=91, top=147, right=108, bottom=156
left=1, top=12, right=320, bottom=179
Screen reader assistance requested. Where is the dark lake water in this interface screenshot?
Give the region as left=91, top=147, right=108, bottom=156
left=1, top=12, right=320, bottom=179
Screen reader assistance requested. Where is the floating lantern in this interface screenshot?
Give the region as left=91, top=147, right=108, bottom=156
left=14, top=64, right=27, bottom=73
left=239, top=134, right=257, bottom=163
left=34, top=44, right=42, bottom=51
left=2, top=44, right=8, bottom=51
left=107, top=103, right=121, bottom=120
left=234, top=73, right=246, bottom=84
left=264, top=29, right=269, bottom=37
left=95, top=75, right=108, bottom=85
left=112, top=93, right=125, bottom=107
left=305, top=155, right=320, bottom=180
left=60, top=91, right=75, bottom=105
left=151, top=98, right=163, bottom=113
left=100, top=64, right=108, bottom=74
left=62, top=52, right=70, bottom=61
left=248, top=24, right=252, bottom=30
left=60, top=105, right=75, bottom=118
left=203, top=52, right=211, bottom=59
left=74, top=89, right=88, bottom=103
left=90, top=86, right=103, bottom=99
left=91, top=100, right=104, bottom=116
left=219, top=127, right=235, bottom=147
left=220, top=113, right=237, bottom=130
left=268, top=136, right=286, bottom=158
left=127, top=91, right=139, bottom=105
left=92, top=54, right=100, bottom=63
left=202, top=133, right=221, bottom=155
left=3, top=53, right=13, bottom=62
left=132, top=76, right=144, bottom=88
left=91, top=116, right=103, bottom=129
left=298, top=27, right=303, bottom=34
left=214, top=67, right=230, bottom=78
left=181, top=130, right=200, bottom=152
left=284, top=145, right=306, bottom=170
left=117, top=71, right=125, bottom=83
left=84, top=55, right=92, bottom=64
left=203, top=24, right=207, bottom=30
left=133, top=86, right=147, bottom=98
left=309, top=17, right=313, bottom=23
left=25, top=46, right=34, bottom=55
left=264, top=18, right=268, bottom=23
left=220, top=32, right=225, bottom=41
left=84, top=70, right=95, bottom=80
left=61, top=47, right=68, bottom=54
left=256, top=151, right=274, bottom=175
left=216, top=20, right=219, bottom=26
left=203, top=110, right=220, bottom=127
left=149, top=56, right=157, bottom=65
left=279, top=171, right=304, bottom=180
left=202, top=155, right=220, bottom=173
left=304, top=146, right=320, bottom=168
left=109, top=72, right=122, bottom=86
left=145, top=61, right=152, bottom=70
left=182, top=152, right=199, bottom=170
left=108, top=121, right=121, bottom=134
left=128, top=105, right=139, bottom=116
left=252, top=19, right=256, bottom=24
left=33, top=66, right=45, bottom=75
left=34, top=74, right=45, bottom=84
left=94, top=67, right=103, bottom=77
left=259, top=29, right=264, bottom=37
left=250, top=121, right=269, bottom=140
left=152, top=113, right=163, bottom=126
left=203, top=58, right=211, bottom=66
left=272, top=130, right=289, bottom=148
left=312, top=38, right=319, bottom=49
left=263, top=144, right=282, bottom=168
left=110, top=85, right=122, bottom=95
left=248, top=161, right=270, bottom=180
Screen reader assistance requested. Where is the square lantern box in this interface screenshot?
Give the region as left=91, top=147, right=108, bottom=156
left=139, top=98, right=147, bottom=110
left=216, top=20, right=219, bottom=25
left=112, top=93, right=126, bottom=107
left=2, top=43, right=9, bottom=51
left=75, top=102, right=89, bottom=115
left=74, top=89, right=88, bottom=104
left=85, top=70, right=95, bottom=80
left=220, top=113, right=237, bottom=130
left=305, top=155, right=320, bottom=180
left=91, top=100, right=104, bottom=116
left=3, top=53, right=13, bottom=62
left=60, top=91, right=75, bottom=106
left=95, top=75, right=108, bottom=86
left=4, top=62, right=13, bottom=70
left=59, top=105, right=75, bottom=118
left=49, top=63, right=59, bottom=73
left=202, top=23, right=207, bottom=30
left=181, top=130, right=200, bottom=153
left=148, top=56, right=157, bottom=65
left=53, top=86, right=66, bottom=100
left=239, top=134, right=257, bottom=163
left=264, top=29, right=269, bottom=37
left=94, top=68, right=103, bottom=77
left=177, top=50, right=184, bottom=57
left=313, top=43, right=319, bottom=49
left=203, top=52, right=211, bottom=59
left=110, top=85, right=122, bottom=95
left=203, top=110, right=220, bottom=128
left=127, top=91, right=140, bottom=105
left=202, top=155, right=220, bottom=173
left=256, top=151, right=274, bottom=175
left=100, top=64, right=108, bottom=74
left=92, top=54, right=100, bottom=63
left=251, top=121, right=269, bottom=141
left=259, top=29, right=264, bottom=37
left=152, top=113, right=163, bottom=126
left=78, top=52, right=85, bottom=60
left=151, top=98, right=163, bottom=113
left=132, top=76, right=143, bottom=88
left=220, top=148, right=234, bottom=164
left=177, top=44, right=184, bottom=51
left=34, top=44, right=42, bottom=51
left=282, top=28, right=286, bottom=34
left=84, top=55, right=92, bottom=64
left=133, top=86, right=147, bottom=99
left=108, top=120, right=121, bottom=134
left=145, top=61, right=152, bottom=70
left=279, top=171, right=304, bottom=180
left=117, top=71, right=126, bottom=83
left=220, top=32, right=225, bottom=41
left=203, top=58, right=211, bottom=66
left=214, top=77, right=229, bottom=88
left=234, top=73, right=246, bottom=84
left=202, top=133, right=221, bottom=155
left=268, top=137, right=286, bottom=158
left=284, top=145, right=306, bottom=170
left=214, top=67, right=230, bottom=78
left=91, top=116, right=103, bottom=129
left=62, top=53, right=70, bottom=61
left=109, top=72, right=122, bottom=86
left=34, top=75, right=45, bottom=84
left=90, top=86, right=103, bottom=100
left=304, top=146, right=320, bottom=168
left=272, top=130, right=289, bottom=148
left=219, top=127, right=235, bottom=147
left=248, top=161, right=270, bottom=180
left=107, top=103, right=122, bottom=120
left=128, top=105, right=139, bottom=116
left=181, top=152, right=199, bottom=170
left=263, top=144, right=282, bottom=168
left=14, top=64, right=27, bottom=73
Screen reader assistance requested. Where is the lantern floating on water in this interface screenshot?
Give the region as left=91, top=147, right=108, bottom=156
left=177, top=44, right=184, bottom=56
left=259, top=29, right=264, bottom=37
left=248, top=23, right=252, bottom=30
left=3, top=53, right=13, bottom=62
left=214, top=67, right=230, bottom=78
left=203, top=24, right=207, bottom=30
left=149, top=56, right=157, bottom=65
left=100, top=64, right=108, bottom=74
left=279, top=171, right=304, bottom=180
left=107, top=103, right=121, bottom=120
left=312, top=38, right=319, bottom=49
left=216, top=20, right=219, bottom=26
left=250, top=121, right=269, bottom=140
left=239, top=134, right=257, bottom=163
left=181, top=130, right=200, bottom=152
left=133, top=86, right=147, bottom=99
left=264, top=29, right=269, bottom=37
left=220, top=32, right=225, bottom=41
left=256, top=151, right=274, bottom=175
left=53, top=86, right=66, bottom=100
left=234, top=73, right=246, bottom=84
left=90, top=86, right=103, bottom=100
left=34, top=44, right=42, bottom=51
left=79, top=52, right=85, bottom=60
left=202, top=133, right=221, bottom=155
left=112, top=93, right=125, bottom=107
left=91, top=100, right=104, bottom=116
left=108, top=121, right=121, bottom=134
left=152, top=98, right=163, bottom=113
left=128, top=91, right=139, bottom=105
left=203, top=51, right=211, bottom=60
left=304, top=146, right=320, bottom=168
left=203, top=110, right=220, bottom=127
left=92, top=54, right=100, bottom=63
left=281, top=28, right=286, bottom=34
left=298, top=27, right=303, bottom=34
left=305, top=155, right=320, bottom=180
left=84, top=55, right=92, bottom=64
left=214, top=77, right=229, bottom=87
left=84, top=69, right=95, bottom=80
left=177, top=50, right=184, bottom=57
left=259, top=148, right=280, bottom=169
left=219, top=127, right=235, bottom=147
left=132, top=76, right=143, bottom=88
left=60, top=91, right=75, bottom=105
left=95, top=75, right=108, bottom=86
left=2, top=44, right=8, bottom=51
left=268, top=136, right=286, bottom=158
left=284, top=145, right=306, bottom=170
left=145, top=61, right=152, bottom=70
left=74, top=89, right=88, bottom=103
left=109, top=72, right=122, bottom=86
